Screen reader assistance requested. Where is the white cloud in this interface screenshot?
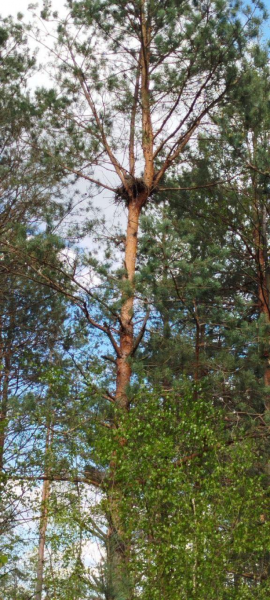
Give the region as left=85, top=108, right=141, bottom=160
left=59, top=247, right=101, bottom=289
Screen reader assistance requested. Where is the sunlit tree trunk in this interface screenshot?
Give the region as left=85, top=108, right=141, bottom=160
left=252, top=173, right=270, bottom=408
left=116, top=199, right=143, bottom=407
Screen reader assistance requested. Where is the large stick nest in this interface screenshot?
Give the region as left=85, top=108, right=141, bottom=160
left=115, top=176, right=149, bottom=203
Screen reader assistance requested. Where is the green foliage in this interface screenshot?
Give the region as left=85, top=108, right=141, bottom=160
left=103, top=386, right=270, bottom=598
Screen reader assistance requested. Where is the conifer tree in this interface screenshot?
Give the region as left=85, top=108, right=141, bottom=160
left=29, top=0, right=264, bottom=404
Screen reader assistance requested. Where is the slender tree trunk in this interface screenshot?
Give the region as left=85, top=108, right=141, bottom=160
left=105, top=514, right=133, bottom=600
left=191, top=497, right=198, bottom=593
left=140, top=2, right=154, bottom=189
left=35, top=421, right=52, bottom=600
left=35, top=479, right=50, bottom=600
left=194, top=311, right=201, bottom=385
left=252, top=184, right=270, bottom=407
left=0, top=354, right=10, bottom=473
left=0, top=305, right=14, bottom=474
left=260, top=204, right=270, bottom=392
left=255, top=212, right=270, bottom=321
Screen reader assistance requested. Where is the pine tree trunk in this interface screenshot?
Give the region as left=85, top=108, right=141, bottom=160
left=105, top=516, right=132, bottom=600
left=109, top=197, right=145, bottom=599
left=115, top=197, right=143, bottom=407
left=253, top=188, right=270, bottom=407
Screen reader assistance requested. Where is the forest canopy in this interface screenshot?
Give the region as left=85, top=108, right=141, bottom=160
left=1, top=1, right=270, bottom=598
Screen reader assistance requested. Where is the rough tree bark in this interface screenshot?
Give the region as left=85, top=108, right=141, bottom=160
left=251, top=168, right=270, bottom=408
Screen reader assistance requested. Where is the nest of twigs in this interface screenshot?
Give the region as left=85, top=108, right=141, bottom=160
left=115, top=177, right=148, bottom=204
